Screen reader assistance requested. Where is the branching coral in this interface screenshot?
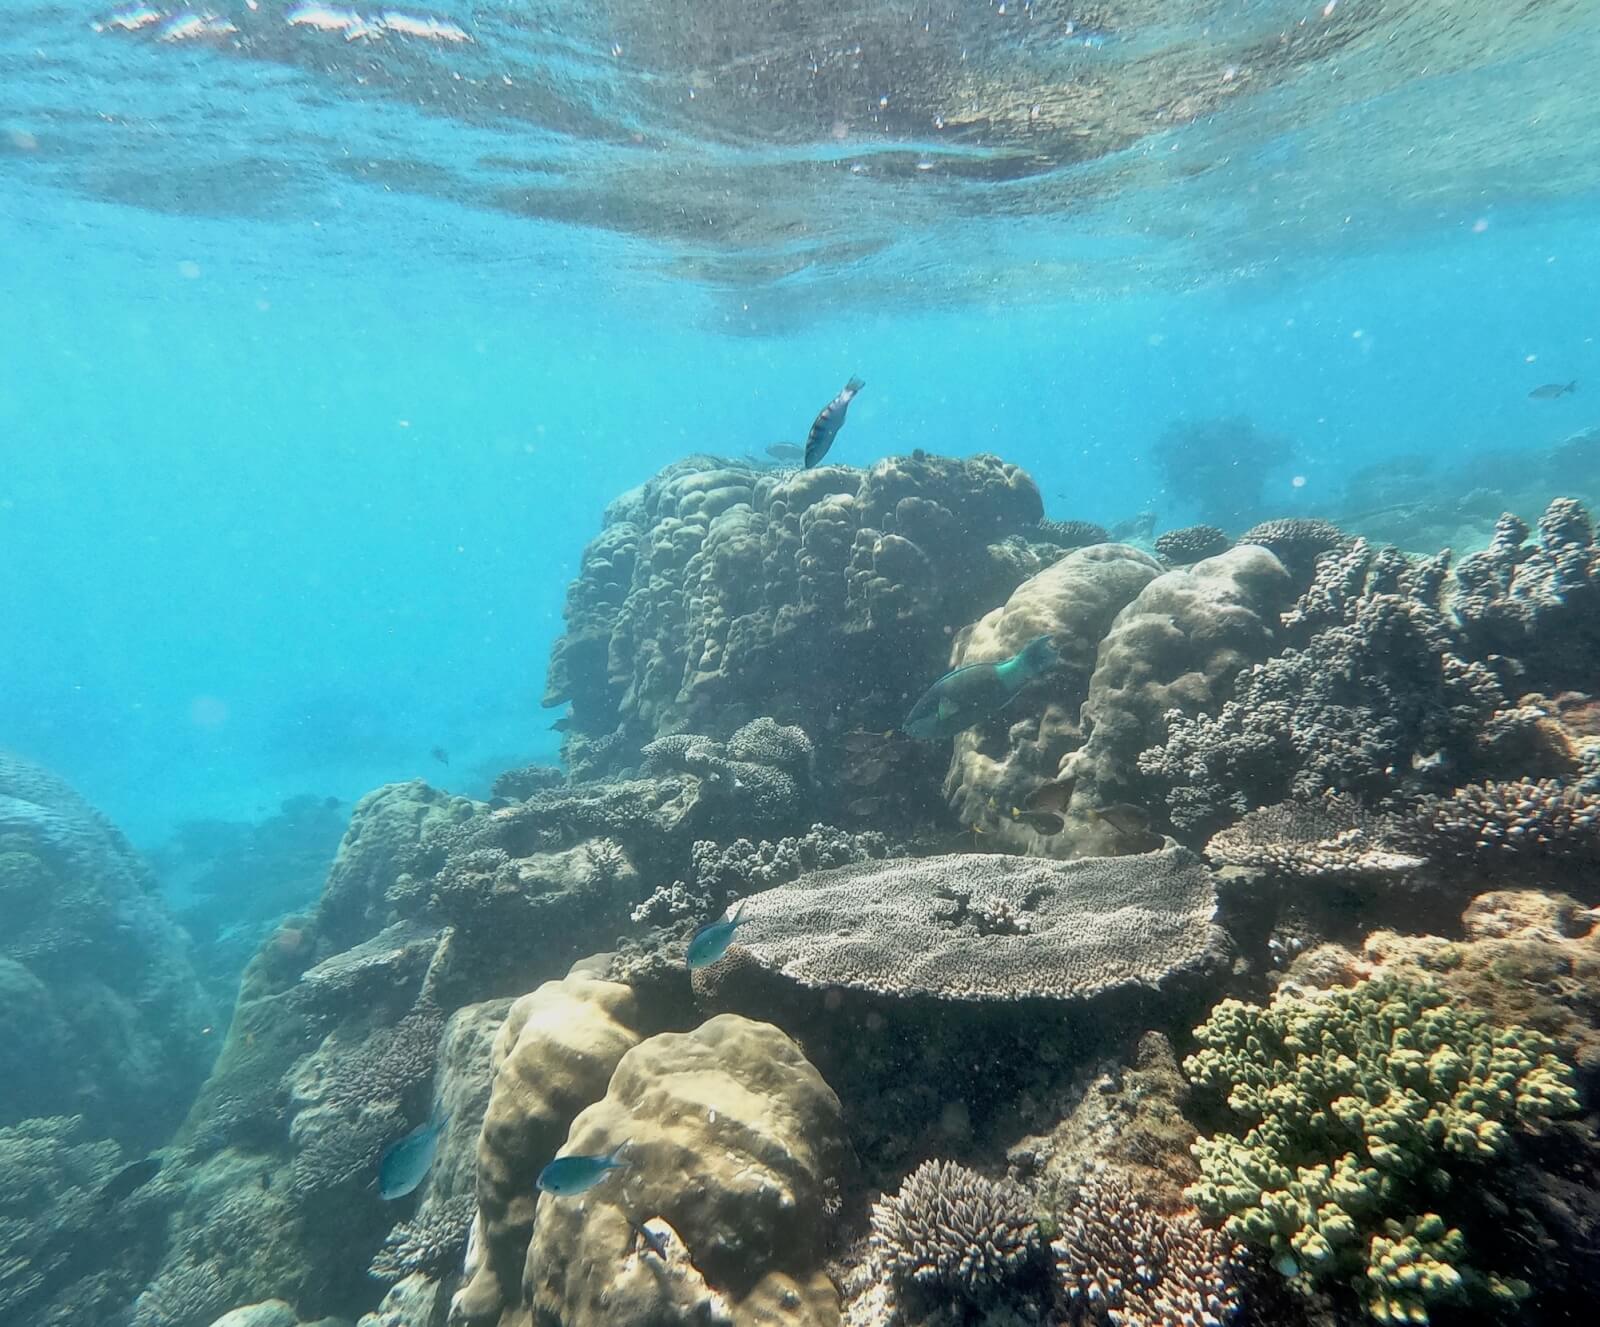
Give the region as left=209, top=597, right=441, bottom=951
left=869, top=1159, right=1042, bottom=1305
left=1154, top=525, right=1232, bottom=566
left=1053, top=1171, right=1243, bottom=1327
left=370, top=1193, right=476, bottom=1282
left=1401, top=777, right=1600, bottom=868
left=1184, top=976, right=1579, bottom=1323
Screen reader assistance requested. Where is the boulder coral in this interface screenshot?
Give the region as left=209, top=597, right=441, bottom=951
left=455, top=978, right=646, bottom=1326
left=1184, top=975, right=1579, bottom=1323
left=522, top=1014, right=851, bottom=1327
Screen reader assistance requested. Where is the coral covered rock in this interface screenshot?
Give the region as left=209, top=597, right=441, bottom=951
left=1154, top=525, right=1233, bottom=566
left=522, top=1014, right=850, bottom=1327
left=1185, top=976, right=1579, bottom=1322
left=0, top=752, right=213, bottom=1144
left=454, top=978, right=645, bottom=1326
left=941, top=544, right=1163, bottom=855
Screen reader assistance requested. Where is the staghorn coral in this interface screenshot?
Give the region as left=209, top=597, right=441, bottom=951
left=1154, top=525, right=1233, bottom=566
left=1036, top=518, right=1111, bottom=548
left=1184, top=975, right=1579, bottom=1323
left=1204, top=795, right=1424, bottom=878
left=1401, top=777, right=1600, bottom=869
left=370, top=1193, right=476, bottom=1282
left=869, top=1159, right=1043, bottom=1305
left=1053, top=1171, right=1243, bottom=1327
left=692, top=846, right=1225, bottom=1005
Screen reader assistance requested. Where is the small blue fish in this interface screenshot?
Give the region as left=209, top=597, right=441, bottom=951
left=538, top=1144, right=628, bottom=1196
left=686, top=904, right=746, bottom=970
left=378, top=1112, right=448, bottom=1200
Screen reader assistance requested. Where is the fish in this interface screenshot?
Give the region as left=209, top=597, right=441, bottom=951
left=550, top=716, right=572, bottom=732
left=538, top=1144, right=628, bottom=1196
left=902, top=635, right=1058, bottom=740
left=686, top=903, right=746, bottom=969
left=805, top=376, right=865, bottom=468
left=766, top=442, right=805, bottom=462
left=1024, top=778, right=1075, bottom=815
left=378, top=1112, right=449, bottom=1199
left=1088, top=803, right=1152, bottom=837
left=631, top=1219, right=670, bottom=1260
left=1010, top=807, right=1065, bottom=835
left=430, top=746, right=449, bottom=766
left=96, top=1156, right=163, bottom=1208
left=1529, top=381, right=1577, bottom=399
left=846, top=796, right=886, bottom=816
left=841, top=757, right=887, bottom=785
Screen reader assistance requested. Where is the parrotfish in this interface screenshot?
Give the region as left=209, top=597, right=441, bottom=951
left=902, top=635, right=1058, bottom=740
left=686, top=904, right=746, bottom=970
left=805, top=377, right=865, bottom=468
left=378, top=1112, right=449, bottom=1199
left=96, top=1156, right=163, bottom=1208
left=1529, top=381, right=1576, bottom=399
left=538, top=1144, right=628, bottom=1196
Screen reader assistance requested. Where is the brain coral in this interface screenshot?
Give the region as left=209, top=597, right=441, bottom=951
left=1184, top=976, right=1579, bottom=1323
left=694, top=846, right=1224, bottom=1004
left=523, top=1014, right=851, bottom=1327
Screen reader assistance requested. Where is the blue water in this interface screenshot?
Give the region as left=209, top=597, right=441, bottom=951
left=2, top=0, right=1597, bottom=843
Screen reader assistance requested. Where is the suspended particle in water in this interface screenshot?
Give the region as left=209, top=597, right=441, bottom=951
left=1291, top=475, right=1307, bottom=489
left=177, top=260, right=202, bottom=279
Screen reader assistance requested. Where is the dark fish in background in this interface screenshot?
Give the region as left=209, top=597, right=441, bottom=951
left=1089, top=803, right=1151, bottom=837
left=1010, top=807, right=1065, bottom=835
left=1024, top=778, right=1075, bottom=815
left=322, top=795, right=342, bottom=810
left=1529, top=381, right=1577, bottom=399
left=550, top=716, right=572, bottom=732
left=430, top=746, right=449, bottom=765
left=766, top=442, right=805, bottom=462
left=846, top=795, right=886, bottom=816
left=805, top=376, right=865, bottom=468
left=902, top=635, right=1058, bottom=740
left=538, top=1145, right=628, bottom=1196
left=379, top=1112, right=449, bottom=1199
left=96, top=1156, right=163, bottom=1208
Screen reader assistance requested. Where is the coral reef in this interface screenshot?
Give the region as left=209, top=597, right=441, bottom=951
left=454, top=978, right=646, bottom=1326
left=1204, top=795, right=1424, bottom=879
left=1152, top=418, right=1292, bottom=530
left=868, top=1159, right=1044, bottom=1309
left=1053, top=1171, right=1243, bottom=1327
left=1036, top=518, right=1111, bottom=548
left=369, top=1194, right=476, bottom=1282
left=1154, top=525, right=1233, bottom=566
left=1400, top=777, right=1600, bottom=872
left=1236, top=517, right=1350, bottom=581
left=522, top=1014, right=851, bottom=1327
left=1185, top=976, right=1579, bottom=1322
left=0, top=752, right=214, bottom=1144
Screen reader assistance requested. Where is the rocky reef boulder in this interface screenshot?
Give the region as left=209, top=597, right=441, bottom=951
left=522, top=1014, right=850, bottom=1327
left=0, top=751, right=213, bottom=1145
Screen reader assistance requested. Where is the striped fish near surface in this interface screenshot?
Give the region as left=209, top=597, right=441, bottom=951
left=804, top=376, right=865, bottom=468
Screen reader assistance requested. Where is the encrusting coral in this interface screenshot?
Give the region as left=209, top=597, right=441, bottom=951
left=1184, top=975, right=1580, bottom=1323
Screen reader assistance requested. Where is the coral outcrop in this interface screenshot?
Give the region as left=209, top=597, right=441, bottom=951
left=1185, top=976, right=1579, bottom=1323
left=454, top=978, right=646, bottom=1326
left=1204, top=795, right=1424, bottom=879
left=0, top=752, right=214, bottom=1145
left=543, top=452, right=1046, bottom=773
left=1155, top=524, right=1233, bottom=566
left=522, top=1015, right=851, bottom=1327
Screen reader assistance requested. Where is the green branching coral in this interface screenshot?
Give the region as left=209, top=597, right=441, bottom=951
left=1184, top=976, right=1579, bottom=1324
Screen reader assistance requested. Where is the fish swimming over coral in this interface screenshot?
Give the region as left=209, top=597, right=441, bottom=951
left=766, top=442, right=805, bottom=462
left=96, top=1156, right=163, bottom=1208
left=538, top=1144, right=628, bottom=1196
left=378, top=1112, right=449, bottom=1199
left=902, top=635, right=1058, bottom=740
left=805, top=376, right=865, bottom=468
left=686, top=903, right=746, bottom=969
left=1529, top=381, right=1577, bottom=399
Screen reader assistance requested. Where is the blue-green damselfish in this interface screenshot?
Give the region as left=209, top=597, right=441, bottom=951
left=686, top=903, right=746, bottom=970
left=537, top=1144, right=628, bottom=1196
left=902, top=635, right=1057, bottom=740
left=378, top=1111, right=449, bottom=1199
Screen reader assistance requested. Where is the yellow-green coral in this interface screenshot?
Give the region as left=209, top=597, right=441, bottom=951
left=1184, top=976, right=1578, bottom=1323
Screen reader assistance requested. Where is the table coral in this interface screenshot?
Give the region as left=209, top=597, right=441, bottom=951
left=1184, top=976, right=1579, bottom=1323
